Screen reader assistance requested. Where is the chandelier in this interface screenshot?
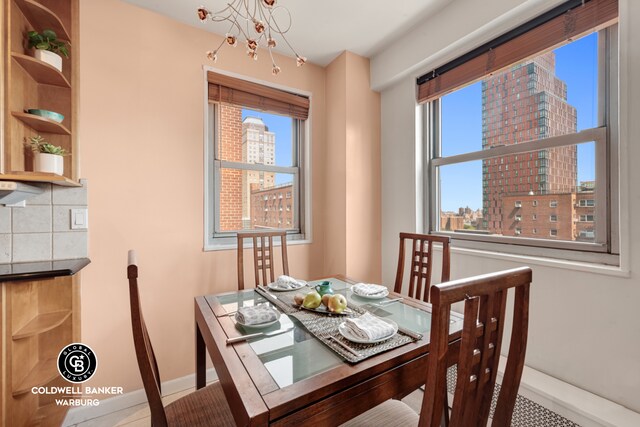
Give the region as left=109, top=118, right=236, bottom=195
left=197, top=0, right=306, bottom=75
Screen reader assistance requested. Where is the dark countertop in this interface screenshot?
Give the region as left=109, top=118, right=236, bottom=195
left=0, top=258, right=90, bottom=282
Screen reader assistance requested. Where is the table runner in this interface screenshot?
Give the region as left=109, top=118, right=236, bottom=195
left=255, top=286, right=415, bottom=363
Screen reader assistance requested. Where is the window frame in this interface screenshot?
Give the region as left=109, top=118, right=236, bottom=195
left=424, top=26, right=619, bottom=264
left=203, top=70, right=311, bottom=250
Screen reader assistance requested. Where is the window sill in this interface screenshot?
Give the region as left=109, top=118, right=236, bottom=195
left=204, top=238, right=312, bottom=252
left=434, top=245, right=629, bottom=278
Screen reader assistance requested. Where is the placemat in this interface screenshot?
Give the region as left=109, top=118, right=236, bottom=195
left=255, top=285, right=415, bottom=363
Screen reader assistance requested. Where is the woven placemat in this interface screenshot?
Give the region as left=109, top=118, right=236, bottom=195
left=256, top=286, right=414, bottom=363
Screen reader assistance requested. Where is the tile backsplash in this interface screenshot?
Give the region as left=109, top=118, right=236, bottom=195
left=0, top=179, right=88, bottom=263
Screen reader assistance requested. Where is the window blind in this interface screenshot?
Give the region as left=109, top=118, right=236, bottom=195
left=417, top=0, right=618, bottom=104
left=207, top=71, right=310, bottom=120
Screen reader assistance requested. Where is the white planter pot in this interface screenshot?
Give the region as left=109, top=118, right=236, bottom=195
left=34, top=49, right=63, bottom=72
left=34, top=153, right=64, bottom=175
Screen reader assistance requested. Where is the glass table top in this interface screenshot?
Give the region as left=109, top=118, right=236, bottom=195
left=213, top=278, right=462, bottom=389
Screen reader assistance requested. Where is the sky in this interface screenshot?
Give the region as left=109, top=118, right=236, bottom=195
left=440, top=32, right=598, bottom=212
left=242, top=108, right=294, bottom=185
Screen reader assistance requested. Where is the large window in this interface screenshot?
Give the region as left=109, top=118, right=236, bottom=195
left=421, top=0, right=619, bottom=262
left=205, top=71, right=309, bottom=248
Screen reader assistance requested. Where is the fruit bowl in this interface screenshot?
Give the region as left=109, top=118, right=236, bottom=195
left=26, top=109, right=64, bottom=123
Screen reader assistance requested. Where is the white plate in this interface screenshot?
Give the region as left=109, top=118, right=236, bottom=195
left=235, top=312, right=281, bottom=329
left=267, top=280, right=307, bottom=292
left=351, top=287, right=389, bottom=300
left=338, top=317, right=398, bottom=344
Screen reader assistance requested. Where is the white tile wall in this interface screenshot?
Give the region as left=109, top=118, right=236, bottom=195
left=0, top=181, right=88, bottom=263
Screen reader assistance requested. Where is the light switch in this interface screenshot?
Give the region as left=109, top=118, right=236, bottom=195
left=71, top=208, right=88, bottom=230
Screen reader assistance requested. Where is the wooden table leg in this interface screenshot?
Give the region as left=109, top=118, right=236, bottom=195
left=196, top=321, right=206, bottom=389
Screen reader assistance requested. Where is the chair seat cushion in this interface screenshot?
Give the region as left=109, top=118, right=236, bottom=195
left=165, top=381, right=235, bottom=427
left=340, top=399, right=419, bottom=427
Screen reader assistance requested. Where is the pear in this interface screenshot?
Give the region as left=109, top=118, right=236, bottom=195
left=303, top=291, right=322, bottom=309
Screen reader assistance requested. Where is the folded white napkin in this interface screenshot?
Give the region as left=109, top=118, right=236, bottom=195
left=344, top=313, right=395, bottom=341
left=352, top=283, right=388, bottom=296
left=272, top=275, right=305, bottom=290
left=235, top=304, right=278, bottom=325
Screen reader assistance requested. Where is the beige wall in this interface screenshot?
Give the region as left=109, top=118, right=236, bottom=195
left=79, top=0, right=331, bottom=392
left=325, top=52, right=382, bottom=283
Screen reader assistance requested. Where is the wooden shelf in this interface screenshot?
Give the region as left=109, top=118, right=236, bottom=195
left=27, top=403, right=68, bottom=427
left=14, top=0, right=71, bottom=41
left=13, top=358, right=58, bottom=396
left=13, top=310, right=72, bottom=340
left=11, top=112, right=71, bottom=135
left=11, top=53, right=70, bottom=88
left=0, top=171, right=81, bottom=187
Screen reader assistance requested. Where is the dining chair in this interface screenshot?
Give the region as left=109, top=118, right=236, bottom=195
left=394, top=232, right=451, bottom=302
left=127, top=250, right=235, bottom=427
left=342, top=266, right=532, bottom=427
left=237, top=230, right=289, bottom=290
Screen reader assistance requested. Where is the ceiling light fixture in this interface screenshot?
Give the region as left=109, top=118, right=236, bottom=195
left=197, top=0, right=306, bottom=75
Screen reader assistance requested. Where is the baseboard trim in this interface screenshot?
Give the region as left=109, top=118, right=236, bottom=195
left=62, top=369, right=218, bottom=426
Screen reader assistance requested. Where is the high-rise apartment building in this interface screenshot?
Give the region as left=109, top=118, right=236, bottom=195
left=242, top=117, right=275, bottom=227
left=482, top=52, right=577, bottom=233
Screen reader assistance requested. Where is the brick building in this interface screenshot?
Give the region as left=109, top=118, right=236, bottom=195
left=219, top=104, right=243, bottom=231
left=482, top=52, right=577, bottom=234
left=441, top=213, right=465, bottom=231
left=250, top=183, right=294, bottom=229
left=501, top=183, right=595, bottom=241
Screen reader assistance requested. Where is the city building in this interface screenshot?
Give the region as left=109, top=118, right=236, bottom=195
left=501, top=182, right=596, bottom=241
left=250, top=183, right=294, bottom=229
left=482, top=53, right=578, bottom=233
left=242, top=116, right=276, bottom=227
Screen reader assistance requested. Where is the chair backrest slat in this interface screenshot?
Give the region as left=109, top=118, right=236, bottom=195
left=420, top=266, right=532, bottom=427
left=394, top=233, right=450, bottom=302
left=237, top=231, right=289, bottom=289
left=127, top=250, right=168, bottom=427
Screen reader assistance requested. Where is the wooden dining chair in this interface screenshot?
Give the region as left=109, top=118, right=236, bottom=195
left=394, top=232, right=451, bottom=302
left=342, top=266, right=532, bottom=427
left=237, top=230, right=289, bottom=290
left=127, top=250, right=235, bottom=427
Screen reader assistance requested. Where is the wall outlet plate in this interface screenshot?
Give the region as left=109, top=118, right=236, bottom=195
left=71, top=208, right=88, bottom=230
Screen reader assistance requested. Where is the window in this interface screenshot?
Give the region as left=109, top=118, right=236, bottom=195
left=205, top=71, right=309, bottom=248
left=580, top=215, right=595, bottom=222
left=515, top=228, right=522, bottom=235
left=550, top=229, right=558, bottom=237
left=422, top=0, right=618, bottom=261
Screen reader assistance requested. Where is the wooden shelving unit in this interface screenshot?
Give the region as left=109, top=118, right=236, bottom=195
left=1, top=1, right=81, bottom=425
left=0, top=171, right=81, bottom=187
left=13, top=0, right=70, bottom=40
left=11, top=112, right=71, bottom=135
left=13, top=311, right=72, bottom=340
left=11, top=53, right=71, bottom=87
left=12, top=358, right=59, bottom=396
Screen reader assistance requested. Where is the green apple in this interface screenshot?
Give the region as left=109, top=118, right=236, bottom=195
left=328, top=294, right=348, bottom=313
left=303, top=291, right=322, bottom=309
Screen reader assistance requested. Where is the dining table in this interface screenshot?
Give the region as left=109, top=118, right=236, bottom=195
left=194, top=276, right=464, bottom=426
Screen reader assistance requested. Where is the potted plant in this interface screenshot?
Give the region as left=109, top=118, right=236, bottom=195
left=27, top=135, right=68, bottom=175
left=27, top=29, right=69, bottom=72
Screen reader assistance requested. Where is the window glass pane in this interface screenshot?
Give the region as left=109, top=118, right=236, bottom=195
left=219, top=170, right=295, bottom=232
left=440, top=32, right=598, bottom=157
left=218, top=104, right=294, bottom=167
left=438, top=142, right=597, bottom=242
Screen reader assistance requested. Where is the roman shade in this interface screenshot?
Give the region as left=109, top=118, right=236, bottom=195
left=417, top=0, right=618, bottom=104
left=207, top=71, right=310, bottom=120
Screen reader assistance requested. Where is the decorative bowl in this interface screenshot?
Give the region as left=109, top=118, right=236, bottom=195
left=27, top=109, right=64, bottom=123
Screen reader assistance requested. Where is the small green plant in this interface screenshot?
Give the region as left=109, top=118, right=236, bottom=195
left=27, top=135, right=69, bottom=156
left=27, top=29, right=69, bottom=58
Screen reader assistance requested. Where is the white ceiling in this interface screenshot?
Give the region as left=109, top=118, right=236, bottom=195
left=121, top=0, right=451, bottom=66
